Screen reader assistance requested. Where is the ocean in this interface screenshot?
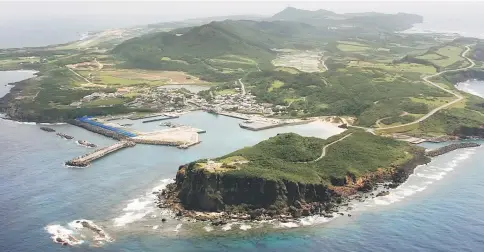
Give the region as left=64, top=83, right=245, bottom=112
left=1, top=71, right=484, bottom=251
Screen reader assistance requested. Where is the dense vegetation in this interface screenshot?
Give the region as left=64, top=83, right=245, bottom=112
left=202, top=131, right=418, bottom=184
left=243, top=69, right=449, bottom=126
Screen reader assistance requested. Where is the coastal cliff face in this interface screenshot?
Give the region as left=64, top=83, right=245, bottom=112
left=162, top=147, right=430, bottom=219
left=170, top=163, right=334, bottom=215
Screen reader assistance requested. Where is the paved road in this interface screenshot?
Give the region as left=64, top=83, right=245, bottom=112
left=377, top=45, right=474, bottom=130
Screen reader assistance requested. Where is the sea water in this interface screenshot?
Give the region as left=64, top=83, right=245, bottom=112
left=1, top=71, right=484, bottom=251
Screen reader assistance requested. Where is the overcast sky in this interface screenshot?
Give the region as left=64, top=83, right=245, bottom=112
left=1, top=1, right=483, bottom=26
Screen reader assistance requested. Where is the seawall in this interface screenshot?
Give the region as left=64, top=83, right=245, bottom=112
left=426, top=142, right=481, bottom=157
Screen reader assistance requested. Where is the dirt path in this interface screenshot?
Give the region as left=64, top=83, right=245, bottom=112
left=238, top=78, right=246, bottom=95
left=67, top=67, right=92, bottom=84
left=299, top=133, right=353, bottom=164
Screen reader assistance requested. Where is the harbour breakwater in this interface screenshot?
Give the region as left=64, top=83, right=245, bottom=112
left=65, top=141, right=136, bottom=167
left=426, top=142, right=481, bottom=157
left=68, top=119, right=130, bottom=140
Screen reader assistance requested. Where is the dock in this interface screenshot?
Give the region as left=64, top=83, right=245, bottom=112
left=239, top=119, right=313, bottom=131
left=142, top=115, right=179, bottom=123
left=65, top=141, right=136, bottom=167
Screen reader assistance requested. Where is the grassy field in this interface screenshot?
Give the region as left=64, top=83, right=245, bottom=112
left=347, top=61, right=437, bottom=74
left=268, top=80, right=284, bottom=92
left=193, top=131, right=420, bottom=184
left=337, top=41, right=371, bottom=52
left=417, top=45, right=465, bottom=68
left=77, top=69, right=207, bottom=87
left=274, top=66, right=300, bottom=74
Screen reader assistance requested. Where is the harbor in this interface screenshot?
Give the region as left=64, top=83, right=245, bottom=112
left=65, top=141, right=136, bottom=167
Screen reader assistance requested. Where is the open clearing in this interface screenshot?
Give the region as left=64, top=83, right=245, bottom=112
left=77, top=69, right=207, bottom=87
left=417, top=46, right=465, bottom=68
left=347, top=61, right=437, bottom=74
left=268, top=80, right=284, bottom=92
left=337, top=41, right=371, bottom=52
left=272, top=50, right=323, bottom=73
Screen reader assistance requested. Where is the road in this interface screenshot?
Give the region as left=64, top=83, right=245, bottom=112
left=238, top=78, right=246, bottom=95
left=299, top=133, right=353, bottom=163
left=67, top=67, right=92, bottom=84
left=319, top=53, right=329, bottom=71
left=347, top=45, right=474, bottom=132
left=376, top=45, right=474, bottom=130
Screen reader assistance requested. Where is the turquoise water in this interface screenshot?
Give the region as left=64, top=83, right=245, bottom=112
left=1, top=71, right=484, bottom=251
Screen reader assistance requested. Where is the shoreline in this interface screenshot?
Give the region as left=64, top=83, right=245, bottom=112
left=154, top=142, right=479, bottom=226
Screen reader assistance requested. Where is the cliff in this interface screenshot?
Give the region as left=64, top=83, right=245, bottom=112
left=160, top=131, right=431, bottom=220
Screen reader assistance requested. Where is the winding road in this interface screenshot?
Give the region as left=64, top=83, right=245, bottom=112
left=350, top=45, right=475, bottom=132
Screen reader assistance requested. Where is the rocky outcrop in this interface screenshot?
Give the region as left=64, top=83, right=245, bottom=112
left=161, top=147, right=430, bottom=221
left=426, top=142, right=480, bottom=157
left=165, top=163, right=334, bottom=218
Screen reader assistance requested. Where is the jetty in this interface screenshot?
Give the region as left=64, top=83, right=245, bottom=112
left=142, top=114, right=179, bottom=123
left=68, top=116, right=136, bottom=140
left=239, top=119, right=312, bottom=131
left=40, top=127, right=55, bottom=132
left=426, top=142, right=480, bottom=157
left=56, top=133, right=74, bottom=140
left=65, top=141, right=136, bottom=167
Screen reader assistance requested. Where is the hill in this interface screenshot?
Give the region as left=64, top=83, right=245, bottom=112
left=270, top=7, right=423, bottom=31
left=162, top=130, right=429, bottom=216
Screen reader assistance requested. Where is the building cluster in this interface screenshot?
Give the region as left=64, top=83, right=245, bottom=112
left=125, top=87, right=187, bottom=112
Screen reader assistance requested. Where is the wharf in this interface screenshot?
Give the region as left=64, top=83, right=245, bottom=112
left=142, top=115, right=179, bottom=123
left=239, top=119, right=312, bottom=131
left=65, top=141, right=136, bottom=167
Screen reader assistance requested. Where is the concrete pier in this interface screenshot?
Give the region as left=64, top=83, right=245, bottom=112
left=142, top=115, right=179, bottom=123
left=65, top=141, right=136, bottom=167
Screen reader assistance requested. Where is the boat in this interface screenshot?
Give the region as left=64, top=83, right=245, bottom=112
left=120, top=123, right=133, bottom=127
left=40, top=127, right=55, bottom=132
left=77, top=140, right=97, bottom=148
left=56, top=133, right=74, bottom=140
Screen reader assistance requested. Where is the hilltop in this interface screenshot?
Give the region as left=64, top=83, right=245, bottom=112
left=161, top=130, right=429, bottom=218
left=270, top=7, right=423, bottom=31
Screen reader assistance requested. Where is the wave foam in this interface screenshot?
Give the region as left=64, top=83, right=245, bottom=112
left=45, top=219, right=113, bottom=247
left=370, top=147, right=477, bottom=207
left=239, top=224, right=252, bottom=230
left=113, top=179, right=173, bottom=227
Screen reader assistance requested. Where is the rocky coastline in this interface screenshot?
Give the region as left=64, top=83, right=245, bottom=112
left=156, top=141, right=482, bottom=225
left=156, top=148, right=431, bottom=224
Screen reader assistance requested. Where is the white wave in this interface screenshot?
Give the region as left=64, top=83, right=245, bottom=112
left=239, top=224, right=252, bottom=230
left=221, top=223, right=233, bottom=231
left=39, top=122, right=67, bottom=125
left=16, top=121, right=36, bottom=125
left=113, top=178, right=174, bottom=227
left=299, top=215, right=334, bottom=226
left=45, top=219, right=113, bottom=247
left=276, top=222, right=299, bottom=228
left=174, top=224, right=182, bottom=232
left=203, top=225, right=213, bottom=232
left=152, top=225, right=159, bottom=230
left=371, top=147, right=477, bottom=207
left=45, top=224, right=84, bottom=246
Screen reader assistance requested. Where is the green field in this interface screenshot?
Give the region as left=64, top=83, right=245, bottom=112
left=337, top=41, right=371, bottom=52
left=191, top=131, right=421, bottom=184
left=268, top=80, right=284, bottom=92
left=347, top=61, right=437, bottom=74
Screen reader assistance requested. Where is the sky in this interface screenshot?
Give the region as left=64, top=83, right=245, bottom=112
left=1, top=1, right=483, bottom=27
